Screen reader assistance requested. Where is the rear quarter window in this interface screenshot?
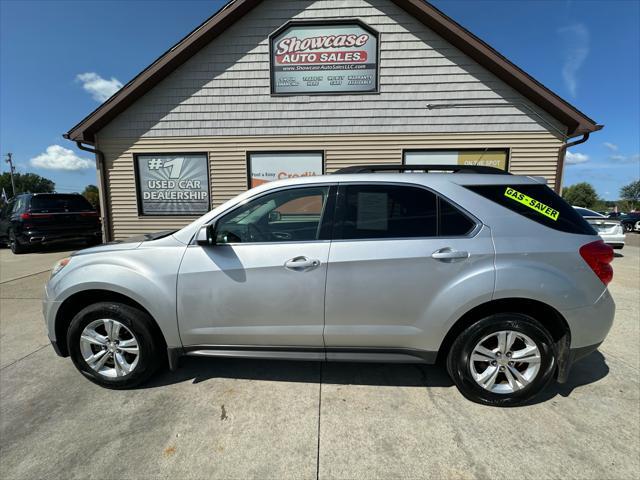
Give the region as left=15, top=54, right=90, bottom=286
left=466, top=184, right=596, bottom=235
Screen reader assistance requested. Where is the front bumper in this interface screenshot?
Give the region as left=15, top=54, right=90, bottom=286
left=42, top=282, right=64, bottom=356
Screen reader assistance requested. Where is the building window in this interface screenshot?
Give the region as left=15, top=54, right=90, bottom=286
left=247, top=152, right=324, bottom=188
left=134, top=153, right=210, bottom=216
left=403, top=149, right=509, bottom=171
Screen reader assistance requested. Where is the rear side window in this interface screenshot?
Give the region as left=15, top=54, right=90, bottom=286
left=335, top=185, right=437, bottom=239
left=30, top=195, right=94, bottom=213
left=439, top=198, right=475, bottom=236
left=466, top=184, right=596, bottom=235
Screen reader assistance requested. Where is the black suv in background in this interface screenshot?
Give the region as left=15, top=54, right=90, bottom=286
left=620, top=212, right=640, bottom=232
left=0, top=193, right=102, bottom=254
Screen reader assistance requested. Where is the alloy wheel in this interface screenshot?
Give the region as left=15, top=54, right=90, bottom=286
left=79, top=319, right=140, bottom=378
left=469, top=330, right=541, bottom=394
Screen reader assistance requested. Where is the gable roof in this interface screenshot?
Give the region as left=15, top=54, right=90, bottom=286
left=65, top=0, right=601, bottom=144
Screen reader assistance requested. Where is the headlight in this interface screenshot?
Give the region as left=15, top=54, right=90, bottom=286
left=51, top=257, right=71, bottom=278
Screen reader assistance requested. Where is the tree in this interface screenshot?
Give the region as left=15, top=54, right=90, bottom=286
left=82, top=184, right=100, bottom=211
left=620, top=180, right=640, bottom=209
left=0, top=172, right=55, bottom=197
left=561, top=182, right=599, bottom=208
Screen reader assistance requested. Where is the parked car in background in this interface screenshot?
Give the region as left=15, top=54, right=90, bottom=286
left=620, top=212, right=640, bottom=233
left=43, top=165, right=615, bottom=407
left=0, top=193, right=101, bottom=254
left=573, top=207, right=625, bottom=249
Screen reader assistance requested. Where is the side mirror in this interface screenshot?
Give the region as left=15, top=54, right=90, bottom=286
left=268, top=210, right=282, bottom=223
left=196, top=223, right=216, bottom=246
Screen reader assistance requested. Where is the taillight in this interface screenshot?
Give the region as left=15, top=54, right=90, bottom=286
left=80, top=211, right=99, bottom=217
left=579, top=240, right=614, bottom=285
left=20, top=212, right=53, bottom=220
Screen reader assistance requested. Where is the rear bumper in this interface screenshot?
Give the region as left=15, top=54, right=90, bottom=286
left=19, top=229, right=101, bottom=245
left=563, top=288, right=615, bottom=349
left=601, top=233, right=625, bottom=249
left=557, top=342, right=602, bottom=383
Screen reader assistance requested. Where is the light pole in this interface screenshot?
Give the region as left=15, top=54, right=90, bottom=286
left=5, top=153, right=17, bottom=197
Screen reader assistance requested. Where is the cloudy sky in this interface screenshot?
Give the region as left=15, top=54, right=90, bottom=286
left=1, top=0, right=638, bottom=199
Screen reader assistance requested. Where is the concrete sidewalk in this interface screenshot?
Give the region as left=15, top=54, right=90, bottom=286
left=1, top=240, right=638, bottom=479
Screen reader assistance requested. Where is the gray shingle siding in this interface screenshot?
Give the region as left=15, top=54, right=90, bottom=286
left=99, top=0, right=565, bottom=139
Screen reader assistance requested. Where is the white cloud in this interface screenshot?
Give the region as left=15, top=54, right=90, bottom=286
left=30, top=145, right=94, bottom=171
left=76, top=72, right=123, bottom=102
left=558, top=24, right=589, bottom=98
left=603, top=142, right=618, bottom=152
left=609, top=153, right=640, bottom=163
left=565, top=151, right=589, bottom=165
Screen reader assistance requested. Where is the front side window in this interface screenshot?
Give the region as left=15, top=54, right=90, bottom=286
left=335, top=185, right=438, bottom=239
left=215, top=186, right=330, bottom=244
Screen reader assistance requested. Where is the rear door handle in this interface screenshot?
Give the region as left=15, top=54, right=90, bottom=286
left=284, top=256, right=320, bottom=271
left=431, top=248, right=469, bottom=261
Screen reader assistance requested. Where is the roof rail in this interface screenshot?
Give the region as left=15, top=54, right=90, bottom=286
left=333, top=164, right=511, bottom=175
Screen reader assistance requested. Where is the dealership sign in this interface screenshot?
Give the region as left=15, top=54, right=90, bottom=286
left=135, top=154, right=209, bottom=215
left=270, top=21, right=379, bottom=94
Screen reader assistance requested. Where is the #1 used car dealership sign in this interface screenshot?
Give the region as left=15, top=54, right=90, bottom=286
left=270, top=21, right=379, bottom=94
left=135, top=154, right=210, bottom=215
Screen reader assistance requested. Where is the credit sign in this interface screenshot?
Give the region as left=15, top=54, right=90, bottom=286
left=270, top=22, right=379, bottom=94
left=136, top=154, right=209, bottom=215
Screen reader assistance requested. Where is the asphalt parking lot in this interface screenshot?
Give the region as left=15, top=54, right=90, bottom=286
left=1, top=237, right=639, bottom=480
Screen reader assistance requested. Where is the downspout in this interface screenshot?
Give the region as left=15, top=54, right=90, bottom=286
left=555, top=133, right=590, bottom=194
left=71, top=139, right=113, bottom=242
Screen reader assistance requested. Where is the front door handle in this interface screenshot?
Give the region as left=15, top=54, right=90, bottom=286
left=284, top=256, right=320, bottom=271
left=431, top=248, right=469, bottom=262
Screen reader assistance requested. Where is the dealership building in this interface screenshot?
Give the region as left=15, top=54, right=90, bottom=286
left=65, top=0, right=601, bottom=241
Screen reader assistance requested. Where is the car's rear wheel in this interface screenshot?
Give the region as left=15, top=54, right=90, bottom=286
left=9, top=230, right=27, bottom=254
left=447, top=313, right=556, bottom=407
left=67, top=302, right=163, bottom=389
left=624, top=223, right=633, bottom=232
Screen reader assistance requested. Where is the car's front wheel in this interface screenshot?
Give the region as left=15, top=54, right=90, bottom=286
left=67, top=302, right=163, bottom=389
left=447, top=313, right=556, bottom=407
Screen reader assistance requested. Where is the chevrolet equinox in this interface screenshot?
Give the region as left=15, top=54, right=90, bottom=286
left=43, top=165, right=615, bottom=406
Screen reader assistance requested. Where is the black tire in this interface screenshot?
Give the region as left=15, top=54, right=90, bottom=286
left=446, top=313, right=556, bottom=407
left=624, top=223, right=633, bottom=232
left=67, top=302, right=164, bottom=389
left=9, top=230, right=27, bottom=254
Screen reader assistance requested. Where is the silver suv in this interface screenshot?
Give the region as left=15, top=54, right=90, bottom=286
left=43, top=165, right=615, bottom=406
